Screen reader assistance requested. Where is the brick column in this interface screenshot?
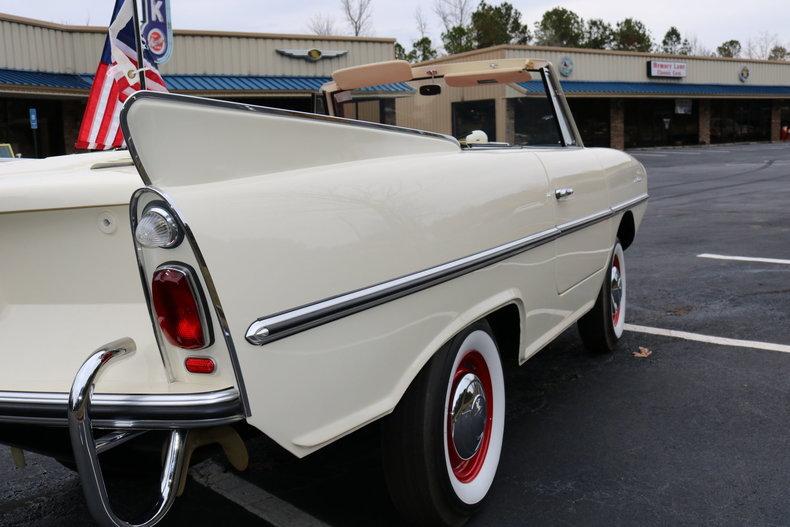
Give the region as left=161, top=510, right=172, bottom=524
left=770, top=100, right=781, bottom=142
left=609, top=99, right=624, bottom=150
left=698, top=99, right=711, bottom=145
left=62, top=99, right=86, bottom=154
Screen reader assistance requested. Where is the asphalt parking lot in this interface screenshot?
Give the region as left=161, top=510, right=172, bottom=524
left=2, top=142, right=790, bottom=526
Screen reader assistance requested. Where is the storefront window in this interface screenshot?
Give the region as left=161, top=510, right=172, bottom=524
left=0, top=98, right=65, bottom=158
left=452, top=100, right=496, bottom=142
left=624, top=99, right=699, bottom=148
left=568, top=98, right=610, bottom=147
left=710, top=100, right=771, bottom=143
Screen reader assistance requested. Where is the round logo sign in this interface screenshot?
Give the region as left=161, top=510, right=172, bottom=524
left=739, top=66, right=750, bottom=83
left=559, top=56, right=574, bottom=77
left=147, top=28, right=167, bottom=55
left=307, top=48, right=323, bottom=62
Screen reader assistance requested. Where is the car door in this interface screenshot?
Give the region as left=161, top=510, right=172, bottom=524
left=535, top=147, right=611, bottom=294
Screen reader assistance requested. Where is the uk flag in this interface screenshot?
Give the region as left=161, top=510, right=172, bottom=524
left=75, top=0, right=168, bottom=151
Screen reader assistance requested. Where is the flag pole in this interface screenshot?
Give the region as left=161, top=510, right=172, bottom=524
left=131, top=0, right=147, bottom=90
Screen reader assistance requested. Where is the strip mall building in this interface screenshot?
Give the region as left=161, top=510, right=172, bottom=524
left=1, top=12, right=789, bottom=157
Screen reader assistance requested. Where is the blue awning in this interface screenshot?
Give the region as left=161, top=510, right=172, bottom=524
left=519, top=80, right=790, bottom=97
left=0, top=68, right=92, bottom=90
left=0, top=68, right=412, bottom=94
left=3, top=68, right=786, bottom=98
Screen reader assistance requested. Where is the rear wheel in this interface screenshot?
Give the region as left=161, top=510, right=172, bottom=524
left=578, top=239, right=626, bottom=353
left=382, top=321, right=505, bottom=526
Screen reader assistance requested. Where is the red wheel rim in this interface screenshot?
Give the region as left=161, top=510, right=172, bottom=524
left=446, top=350, right=494, bottom=483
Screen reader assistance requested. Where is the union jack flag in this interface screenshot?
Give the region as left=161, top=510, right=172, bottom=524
left=76, top=0, right=168, bottom=151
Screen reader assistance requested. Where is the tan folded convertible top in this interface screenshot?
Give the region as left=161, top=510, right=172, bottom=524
left=330, top=58, right=550, bottom=92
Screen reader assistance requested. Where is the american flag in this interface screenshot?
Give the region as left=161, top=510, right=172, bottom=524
left=75, top=0, right=168, bottom=151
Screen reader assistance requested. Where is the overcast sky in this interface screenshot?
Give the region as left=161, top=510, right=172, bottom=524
left=0, top=0, right=787, bottom=54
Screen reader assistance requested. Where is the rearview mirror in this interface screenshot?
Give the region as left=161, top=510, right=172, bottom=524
left=419, top=84, right=442, bottom=96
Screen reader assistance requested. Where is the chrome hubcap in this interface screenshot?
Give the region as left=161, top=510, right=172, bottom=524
left=450, top=373, right=488, bottom=460
left=610, top=261, right=622, bottom=321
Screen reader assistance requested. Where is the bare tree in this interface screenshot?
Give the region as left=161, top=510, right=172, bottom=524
left=307, top=13, right=337, bottom=36
left=415, top=7, right=429, bottom=38
left=341, top=0, right=373, bottom=36
left=745, top=31, right=779, bottom=59
left=686, top=34, right=713, bottom=57
left=433, top=0, right=472, bottom=31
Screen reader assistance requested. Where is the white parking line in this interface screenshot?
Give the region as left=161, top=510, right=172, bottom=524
left=625, top=324, right=790, bottom=354
left=698, top=253, right=790, bottom=265
left=191, top=459, right=330, bottom=527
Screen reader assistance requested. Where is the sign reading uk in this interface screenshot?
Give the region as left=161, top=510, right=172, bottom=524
left=647, top=60, right=687, bottom=78
left=142, top=0, right=173, bottom=64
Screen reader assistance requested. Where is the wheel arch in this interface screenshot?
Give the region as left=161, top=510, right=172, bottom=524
left=289, top=293, right=525, bottom=455
left=389, top=294, right=523, bottom=406
left=617, top=210, right=636, bottom=250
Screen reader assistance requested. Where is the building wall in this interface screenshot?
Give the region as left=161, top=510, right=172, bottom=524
left=0, top=13, right=395, bottom=76
left=503, top=47, right=790, bottom=87
left=421, top=45, right=790, bottom=87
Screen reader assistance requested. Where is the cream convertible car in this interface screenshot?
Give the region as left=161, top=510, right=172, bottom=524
left=0, top=58, right=647, bottom=526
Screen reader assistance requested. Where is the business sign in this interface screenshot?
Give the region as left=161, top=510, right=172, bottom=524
left=276, top=48, right=348, bottom=62
left=558, top=56, right=574, bottom=77
left=28, top=108, right=38, bottom=130
left=142, top=0, right=173, bottom=64
left=739, top=66, right=751, bottom=83
left=647, top=60, right=687, bottom=78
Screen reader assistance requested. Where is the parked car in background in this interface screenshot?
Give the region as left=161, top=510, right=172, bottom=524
left=0, top=58, right=647, bottom=526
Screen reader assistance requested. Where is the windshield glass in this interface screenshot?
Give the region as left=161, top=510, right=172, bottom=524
left=332, top=71, right=571, bottom=148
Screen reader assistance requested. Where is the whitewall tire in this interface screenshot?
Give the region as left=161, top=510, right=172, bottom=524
left=382, top=320, right=505, bottom=526
left=578, top=239, right=627, bottom=353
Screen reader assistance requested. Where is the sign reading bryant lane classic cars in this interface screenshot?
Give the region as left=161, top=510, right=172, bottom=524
left=647, top=60, right=688, bottom=78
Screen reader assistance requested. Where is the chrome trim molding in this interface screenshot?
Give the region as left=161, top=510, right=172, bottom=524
left=130, top=191, right=175, bottom=380
left=131, top=187, right=251, bottom=416
left=120, top=91, right=459, bottom=185
left=0, top=387, right=244, bottom=429
left=0, top=387, right=240, bottom=407
left=246, top=193, right=649, bottom=346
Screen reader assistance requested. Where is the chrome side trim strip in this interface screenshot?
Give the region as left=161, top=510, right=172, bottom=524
left=612, top=193, right=649, bottom=213
left=246, top=193, right=649, bottom=346
left=130, top=187, right=251, bottom=417
left=246, top=226, right=559, bottom=345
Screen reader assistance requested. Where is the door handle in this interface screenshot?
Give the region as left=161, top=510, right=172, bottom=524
left=555, top=188, right=574, bottom=200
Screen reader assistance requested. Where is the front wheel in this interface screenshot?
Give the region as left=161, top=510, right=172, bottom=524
left=578, top=239, right=626, bottom=353
left=382, top=321, right=505, bottom=526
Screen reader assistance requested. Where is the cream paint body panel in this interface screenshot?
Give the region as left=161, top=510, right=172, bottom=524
left=158, top=150, right=559, bottom=455
left=0, top=204, right=228, bottom=394
left=593, top=147, right=649, bottom=211
left=123, top=96, right=567, bottom=455
left=536, top=148, right=611, bottom=294
left=122, top=96, right=460, bottom=188
left=0, top=150, right=138, bottom=213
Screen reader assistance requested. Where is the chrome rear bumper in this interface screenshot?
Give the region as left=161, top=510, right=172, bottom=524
left=0, top=380, right=244, bottom=428
left=2, top=338, right=245, bottom=527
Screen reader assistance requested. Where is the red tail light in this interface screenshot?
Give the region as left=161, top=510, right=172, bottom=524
left=151, top=265, right=209, bottom=350
left=185, top=357, right=216, bottom=374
